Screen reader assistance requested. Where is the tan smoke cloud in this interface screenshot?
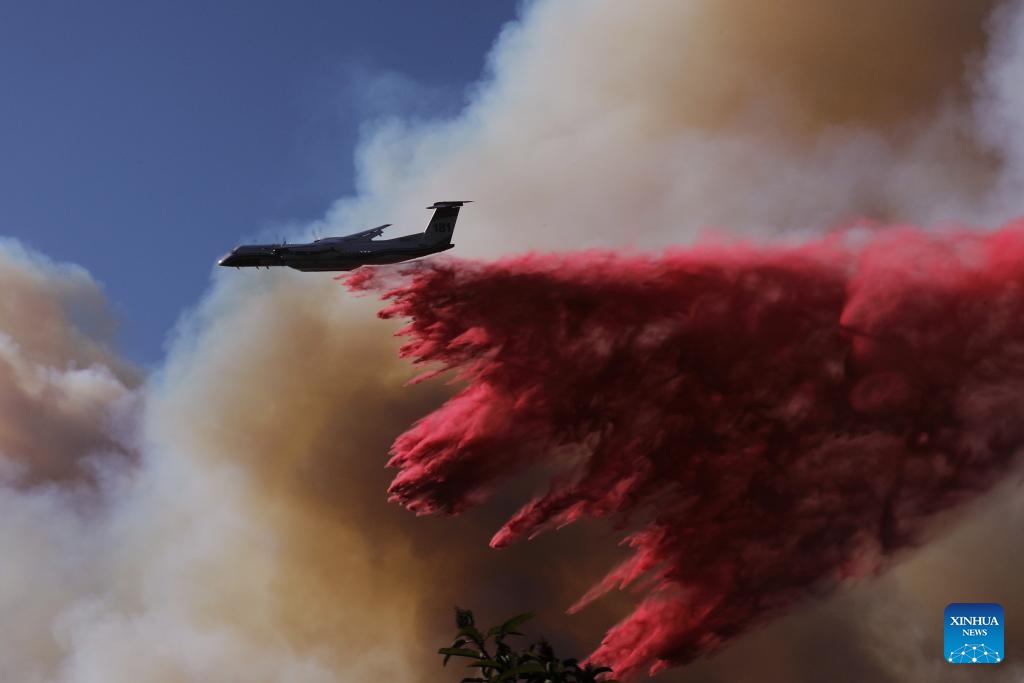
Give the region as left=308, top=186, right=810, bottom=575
left=327, top=0, right=1013, bottom=256
left=0, top=240, right=138, bottom=484
left=3, top=0, right=1024, bottom=681
left=0, top=262, right=626, bottom=681
left=140, top=272, right=633, bottom=680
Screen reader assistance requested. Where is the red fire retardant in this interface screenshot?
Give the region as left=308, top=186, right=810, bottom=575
left=344, top=222, right=1024, bottom=676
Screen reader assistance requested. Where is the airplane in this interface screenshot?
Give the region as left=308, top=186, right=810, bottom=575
left=217, top=201, right=470, bottom=272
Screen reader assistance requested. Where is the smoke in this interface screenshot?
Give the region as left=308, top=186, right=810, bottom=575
left=0, top=240, right=137, bottom=681
left=0, top=240, right=138, bottom=485
left=0, top=259, right=627, bottom=682
left=4, top=0, right=1024, bottom=681
left=327, top=0, right=1013, bottom=255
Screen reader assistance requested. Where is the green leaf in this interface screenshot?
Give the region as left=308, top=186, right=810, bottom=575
left=439, top=647, right=483, bottom=658
left=439, top=647, right=483, bottom=665
left=457, top=626, right=485, bottom=642
left=466, top=659, right=503, bottom=669
left=497, top=612, right=535, bottom=636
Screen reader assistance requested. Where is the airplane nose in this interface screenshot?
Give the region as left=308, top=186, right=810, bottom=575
left=218, top=253, right=235, bottom=267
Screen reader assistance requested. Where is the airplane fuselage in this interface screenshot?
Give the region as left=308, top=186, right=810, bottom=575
left=219, top=235, right=454, bottom=272
left=218, top=201, right=468, bottom=272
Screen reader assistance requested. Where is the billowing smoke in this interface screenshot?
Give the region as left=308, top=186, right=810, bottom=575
left=0, top=240, right=138, bottom=485
left=0, top=258, right=626, bottom=682
left=328, top=0, right=1015, bottom=252
left=347, top=220, right=1024, bottom=675
left=4, top=0, right=1024, bottom=681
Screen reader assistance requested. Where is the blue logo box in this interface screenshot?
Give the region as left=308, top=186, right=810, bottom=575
left=945, top=603, right=1004, bottom=664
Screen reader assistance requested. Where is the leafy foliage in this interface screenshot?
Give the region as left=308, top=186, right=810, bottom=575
left=438, top=608, right=619, bottom=683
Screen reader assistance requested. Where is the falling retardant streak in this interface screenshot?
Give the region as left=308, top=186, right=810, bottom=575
left=344, top=221, right=1024, bottom=677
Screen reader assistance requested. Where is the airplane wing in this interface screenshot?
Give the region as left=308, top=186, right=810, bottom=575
left=340, top=223, right=391, bottom=241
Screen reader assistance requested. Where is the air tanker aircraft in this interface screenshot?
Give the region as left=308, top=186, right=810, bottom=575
left=218, top=201, right=470, bottom=272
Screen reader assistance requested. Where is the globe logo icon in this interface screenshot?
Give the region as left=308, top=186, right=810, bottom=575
left=948, top=644, right=1001, bottom=663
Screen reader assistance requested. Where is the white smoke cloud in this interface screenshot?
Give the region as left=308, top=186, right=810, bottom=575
left=977, top=0, right=1024, bottom=222
left=325, top=0, right=1017, bottom=255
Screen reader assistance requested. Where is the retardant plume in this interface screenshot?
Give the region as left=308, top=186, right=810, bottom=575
left=347, top=220, right=1024, bottom=676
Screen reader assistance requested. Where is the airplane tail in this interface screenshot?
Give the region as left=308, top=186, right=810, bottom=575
left=423, top=201, right=471, bottom=245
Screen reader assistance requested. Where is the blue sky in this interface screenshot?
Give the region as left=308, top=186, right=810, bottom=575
left=0, top=0, right=520, bottom=365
